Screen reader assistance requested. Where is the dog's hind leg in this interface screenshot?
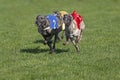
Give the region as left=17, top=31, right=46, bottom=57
left=61, top=30, right=65, bottom=39
left=79, top=21, right=85, bottom=41
left=79, top=30, right=83, bottom=41
left=75, top=30, right=83, bottom=43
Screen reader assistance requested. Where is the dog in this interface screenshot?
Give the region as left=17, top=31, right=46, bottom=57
left=63, top=11, right=85, bottom=52
left=35, top=14, right=63, bottom=53
left=53, top=11, right=68, bottom=39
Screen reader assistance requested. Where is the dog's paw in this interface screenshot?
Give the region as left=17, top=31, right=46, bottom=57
left=63, top=42, right=69, bottom=46
left=43, top=40, right=47, bottom=45
left=49, top=49, right=55, bottom=54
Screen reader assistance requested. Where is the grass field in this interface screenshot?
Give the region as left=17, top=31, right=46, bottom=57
left=0, top=0, right=120, bottom=80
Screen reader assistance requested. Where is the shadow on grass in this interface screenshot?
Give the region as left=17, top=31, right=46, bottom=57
left=34, top=39, right=61, bottom=44
left=34, top=40, right=44, bottom=44
left=20, top=47, right=49, bottom=54
left=20, top=39, right=69, bottom=54
left=20, top=47, right=69, bottom=54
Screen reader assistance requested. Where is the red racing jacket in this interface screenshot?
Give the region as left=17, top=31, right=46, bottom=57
left=71, top=11, right=83, bottom=30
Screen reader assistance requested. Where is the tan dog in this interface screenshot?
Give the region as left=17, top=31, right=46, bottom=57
left=63, top=13, right=85, bottom=52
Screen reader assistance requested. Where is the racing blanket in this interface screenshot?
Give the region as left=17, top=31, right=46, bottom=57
left=46, top=14, right=58, bottom=29
left=59, top=11, right=68, bottom=30
left=59, top=11, right=68, bottom=17
left=71, top=11, right=83, bottom=30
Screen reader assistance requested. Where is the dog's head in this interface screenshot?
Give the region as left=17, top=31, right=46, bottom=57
left=35, top=15, right=47, bottom=27
left=63, top=14, right=73, bottom=26
left=53, top=11, right=61, bottom=17
left=53, top=11, right=63, bottom=26
left=35, top=15, right=50, bottom=35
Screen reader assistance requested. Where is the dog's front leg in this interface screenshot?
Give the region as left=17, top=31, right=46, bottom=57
left=47, top=40, right=54, bottom=53
left=70, top=38, right=80, bottom=53
left=63, top=36, right=70, bottom=45
left=46, top=35, right=54, bottom=53
left=53, top=30, right=59, bottom=51
left=63, top=32, right=70, bottom=45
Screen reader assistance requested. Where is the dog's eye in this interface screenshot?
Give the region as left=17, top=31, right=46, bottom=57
left=40, top=17, right=43, bottom=19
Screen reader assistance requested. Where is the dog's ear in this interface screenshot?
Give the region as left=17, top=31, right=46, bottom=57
left=53, top=11, right=59, bottom=14
left=70, top=15, right=73, bottom=21
left=36, top=15, right=42, bottom=20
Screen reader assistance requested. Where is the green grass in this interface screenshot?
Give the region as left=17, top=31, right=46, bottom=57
left=0, top=0, right=120, bottom=80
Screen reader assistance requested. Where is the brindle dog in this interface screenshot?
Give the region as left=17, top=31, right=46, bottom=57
left=63, top=14, right=85, bottom=52
left=35, top=14, right=63, bottom=53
